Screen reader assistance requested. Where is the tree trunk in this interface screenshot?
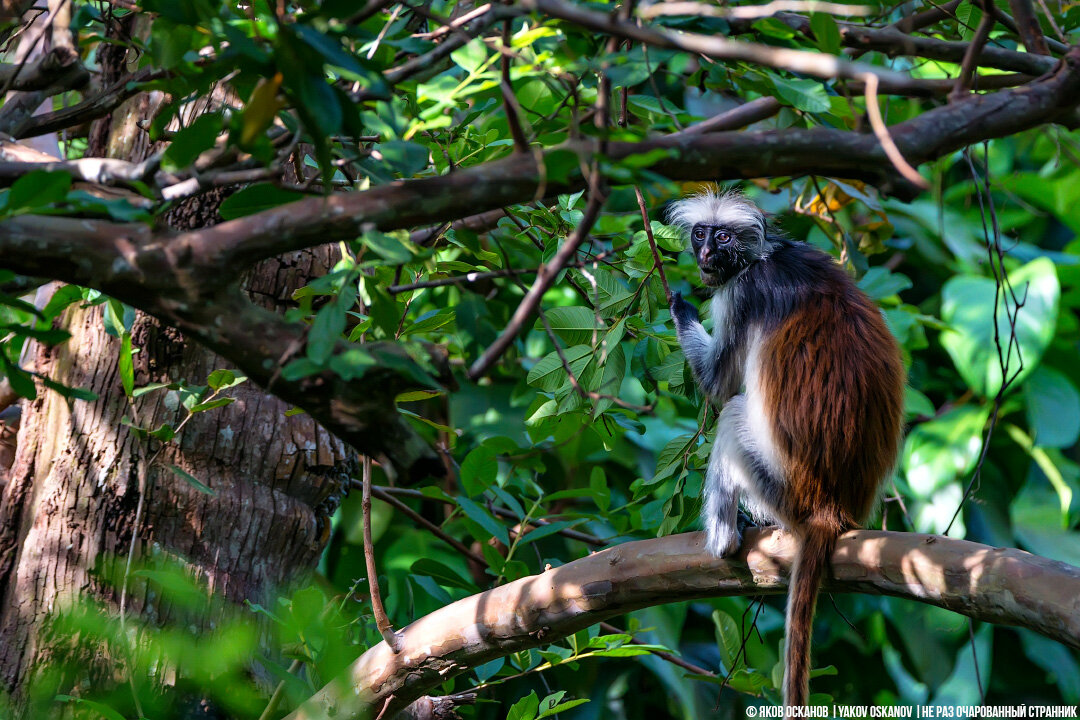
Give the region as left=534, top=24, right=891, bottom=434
left=0, top=10, right=351, bottom=703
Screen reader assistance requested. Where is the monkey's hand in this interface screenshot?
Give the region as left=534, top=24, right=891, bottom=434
left=670, top=291, right=699, bottom=329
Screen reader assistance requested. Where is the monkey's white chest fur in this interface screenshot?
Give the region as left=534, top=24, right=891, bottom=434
left=708, top=288, right=787, bottom=526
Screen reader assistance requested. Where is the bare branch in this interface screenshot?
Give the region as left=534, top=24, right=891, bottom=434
left=0, top=155, right=160, bottom=188
left=670, top=96, right=782, bottom=137
left=362, top=456, right=403, bottom=653
left=13, top=66, right=161, bottom=139
left=893, top=0, right=963, bottom=33
left=993, top=6, right=1069, bottom=54
left=523, top=0, right=914, bottom=84
left=283, top=528, right=1080, bottom=720
left=0, top=48, right=87, bottom=92
left=1006, top=0, right=1051, bottom=55
left=638, top=1, right=873, bottom=19
left=862, top=73, right=929, bottom=189
left=770, top=12, right=1057, bottom=76
left=951, top=2, right=999, bottom=101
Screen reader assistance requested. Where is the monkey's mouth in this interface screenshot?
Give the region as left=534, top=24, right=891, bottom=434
left=699, top=268, right=721, bottom=286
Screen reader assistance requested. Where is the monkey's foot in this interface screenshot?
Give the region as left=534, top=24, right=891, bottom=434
left=705, top=527, right=743, bottom=558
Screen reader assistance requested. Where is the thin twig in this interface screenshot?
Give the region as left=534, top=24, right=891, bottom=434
left=862, top=73, right=929, bottom=190
left=258, top=659, right=302, bottom=720
left=366, top=482, right=487, bottom=565
left=634, top=186, right=671, bottom=301
left=501, top=20, right=530, bottom=153
left=362, top=456, right=403, bottom=653
left=467, top=168, right=606, bottom=380
left=598, top=622, right=715, bottom=676
left=951, top=2, right=998, bottom=101
left=535, top=305, right=655, bottom=414
left=376, top=485, right=608, bottom=546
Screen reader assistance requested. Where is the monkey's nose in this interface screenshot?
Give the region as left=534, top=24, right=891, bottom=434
left=699, top=246, right=714, bottom=266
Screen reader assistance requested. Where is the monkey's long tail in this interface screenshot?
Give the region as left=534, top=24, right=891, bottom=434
left=782, top=518, right=838, bottom=718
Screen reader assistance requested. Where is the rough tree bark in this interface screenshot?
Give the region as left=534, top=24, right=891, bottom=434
left=0, top=10, right=352, bottom=703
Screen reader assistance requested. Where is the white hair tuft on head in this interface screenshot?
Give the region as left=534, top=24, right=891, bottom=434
left=667, top=188, right=768, bottom=251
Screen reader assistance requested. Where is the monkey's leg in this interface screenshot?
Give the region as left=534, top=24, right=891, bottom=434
left=704, top=396, right=760, bottom=556
left=705, top=396, right=791, bottom=557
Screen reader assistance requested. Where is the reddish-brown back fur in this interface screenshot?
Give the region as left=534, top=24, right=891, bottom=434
left=761, top=288, right=905, bottom=530
left=760, top=279, right=905, bottom=714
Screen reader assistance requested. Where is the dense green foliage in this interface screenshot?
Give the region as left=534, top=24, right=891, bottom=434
left=1, top=0, right=1080, bottom=718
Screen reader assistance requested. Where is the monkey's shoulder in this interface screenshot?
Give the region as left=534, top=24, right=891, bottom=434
left=748, top=240, right=868, bottom=298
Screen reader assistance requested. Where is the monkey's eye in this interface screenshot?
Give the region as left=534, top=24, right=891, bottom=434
left=693, top=227, right=706, bottom=241
left=715, top=230, right=732, bottom=244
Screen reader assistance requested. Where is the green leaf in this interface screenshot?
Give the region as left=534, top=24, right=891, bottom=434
left=377, top=141, right=430, bottom=176
left=712, top=609, right=741, bottom=670
left=188, top=397, right=235, bottom=413
left=903, top=405, right=989, bottom=497
left=218, top=183, right=308, bottom=220
left=648, top=432, right=698, bottom=486
left=1024, top=366, right=1080, bottom=448
left=36, top=375, right=97, bottom=402
left=410, top=558, right=477, bottom=591
left=119, top=332, right=134, bottom=397
left=770, top=77, right=830, bottom=113
left=54, top=695, right=127, bottom=720
left=456, top=496, right=509, bottom=546
left=528, top=345, right=590, bottom=392
left=103, top=299, right=134, bottom=337
left=451, top=37, right=489, bottom=73
left=810, top=13, right=842, bottom=54
left=167, top=465, right=217, bottom=496
left=0, top=355, right=35, bottom=399
left=1005, top=424, right=1073, bottom=527
left=308, top=298, right=350, bottom=365
left=858, top=267, right=912, bottom=300
left=519, top=519, right=583, bottom=545
left=5, top=171, right=71, bottom=212
left=460, top=445, right=498, bottom=496
left=207, top=369, right=247, bottom=391
left=537, top=306, right=603, bottom=346
left=400, top=309, right=454, bottom=337
left=361, top=229, right=414, bottom=264
left=537, top=693, right=589, bottom=718
left=507, top=691, right=540, bottom=720
left=940, top=258, right=1059, bottom=397
left=162, top=113, right=223, bottom=171
left=329, top=347, right=376, bottom=381
left=0, top=324, right=70, bottom=345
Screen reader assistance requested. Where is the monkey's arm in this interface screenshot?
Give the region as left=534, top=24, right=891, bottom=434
left=670, top=292, right=741, bottom=401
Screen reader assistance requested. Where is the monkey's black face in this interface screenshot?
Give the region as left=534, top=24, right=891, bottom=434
left=689, top=223, right=752, bottom=286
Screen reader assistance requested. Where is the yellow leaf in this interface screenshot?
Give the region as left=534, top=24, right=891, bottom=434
left=240, top=72, right=284, bottom=146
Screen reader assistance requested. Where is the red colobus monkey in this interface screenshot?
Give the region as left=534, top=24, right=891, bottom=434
left=667, top=190, right=905, bottom=712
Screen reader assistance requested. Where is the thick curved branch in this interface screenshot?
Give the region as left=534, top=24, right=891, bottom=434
left=0, top=48, right=88, bottom=92
left=284, top=528, right=1080, bottom=720
left=0, top=220, right=441, bottom=478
